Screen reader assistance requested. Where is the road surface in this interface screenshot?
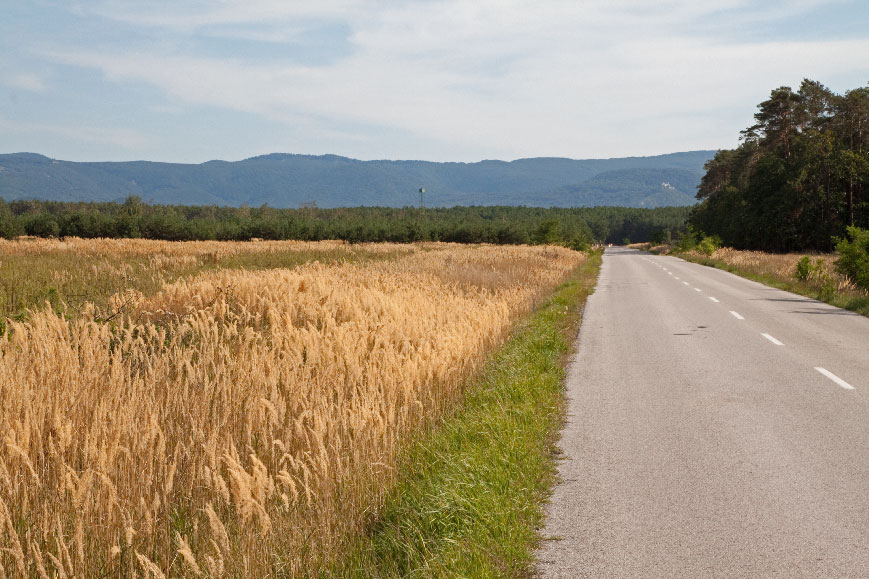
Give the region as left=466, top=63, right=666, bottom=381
left=537, top=247, right=869, bottom=578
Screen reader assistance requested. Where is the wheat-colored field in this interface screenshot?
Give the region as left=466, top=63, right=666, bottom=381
left=0, top=237, right=413, bottom=319
left=0, top=239, right=583, bottom=577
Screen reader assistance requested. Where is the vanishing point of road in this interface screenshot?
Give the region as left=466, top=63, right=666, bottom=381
left=538, top=247, right=869, bottom=578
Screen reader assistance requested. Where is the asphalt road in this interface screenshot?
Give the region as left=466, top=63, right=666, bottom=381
left=537, top=247, right=869, bottom=578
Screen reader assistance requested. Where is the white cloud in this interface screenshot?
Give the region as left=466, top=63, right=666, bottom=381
left=0, top=116, right=149, bottom=149
left=24, top=0, right=869, bottom=160
left=146, top=103, right=185, bottom=115
left=77, top=0, right=366, bottom=36
left=3, top=73, right=48, bottom=92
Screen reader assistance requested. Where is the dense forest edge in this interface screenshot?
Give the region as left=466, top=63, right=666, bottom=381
left=0, top=200, right=691, bottom=248
left=689, top=79, right=869, bottom=252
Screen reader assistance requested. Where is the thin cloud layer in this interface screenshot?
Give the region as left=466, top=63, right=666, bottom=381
left=2, top=0, right=867, bottom=162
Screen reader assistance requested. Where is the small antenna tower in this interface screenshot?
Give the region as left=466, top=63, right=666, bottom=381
left=419, top=187, right=426, bottom=209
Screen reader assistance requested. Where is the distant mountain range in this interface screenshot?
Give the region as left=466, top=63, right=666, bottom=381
left=0, top=150, right=715, bottom=208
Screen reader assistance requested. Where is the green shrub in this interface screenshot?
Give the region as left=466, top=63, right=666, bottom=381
left=696, top=234, right=721, bottom=256
left=795, top=256, right=814, bottom=281
left=24, top=213, right=60, bottom=237
left=675, top=226, right=698, bottom=252
left=567, top=235, right=590, bottom=252
left=650, top=228, right=671, bottom=245
left=835, top=226, right=869, bottom=290
left=0, top=214, right=23, bottom=239
left=819, top=281, right=837, bottom=302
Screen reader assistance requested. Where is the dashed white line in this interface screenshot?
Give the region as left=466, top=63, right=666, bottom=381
left=694, top=288, right=702, bottom=292
left=709, top=297, right=720, bottom=303
left=729, top=311, right=744, bottom=320
left=761, top=333, right=784, bottom=346
left=668, top=272, right=673, bottom=276
left=682, top=281, right=690, bottom=286
left=674, top=276, right=680, bottom=280
left=814, top=367, right=855, bottom=390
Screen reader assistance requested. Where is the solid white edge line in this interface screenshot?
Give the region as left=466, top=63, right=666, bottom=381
left=709, top=297, right=720, bottom=303
left=815, top=367, right=855, bottom=390
left=761, top=333, right=784, bottom=346
left=729, top=311, right=744, bottom=319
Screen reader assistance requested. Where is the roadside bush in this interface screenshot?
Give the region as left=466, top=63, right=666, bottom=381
left=696, top=234, right=721, bottom=256
left=675, top=226, right=698, bottom=252
left=795, top=256, right=817, bottom=281
left=650, top=228, right=671, bottom=245
left=835, top=226, right=869, bottom=290
left=568, top=235, right=590, bottom=252
left=793, top=255, right=838, bottom=300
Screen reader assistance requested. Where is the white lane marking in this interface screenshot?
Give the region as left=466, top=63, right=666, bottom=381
left=709, top=297, right=720, bottom=303
left=674, top=276, right=680, bottom=280
left=814, top=367, right=855, bottom=390
left=761, top=333, right=784, bottom=346
left=694, top=288, right=702, bottom=292
left=682, top=281, right=690, bottom=286
left=729, top=311, right=744, bottom=319
left=668, top=272, right=673, bottom=275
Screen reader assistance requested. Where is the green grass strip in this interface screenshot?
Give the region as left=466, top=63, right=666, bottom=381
left=331, top=251, right=602, bottom=578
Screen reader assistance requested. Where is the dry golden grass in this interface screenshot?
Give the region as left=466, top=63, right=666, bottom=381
left=0, top=239, right=583, bottom=577
left=0, top=237, right=412, bottom=320
left=0, top=236, right=410, bottom=258
left=687, top=247, right=859, bottom=293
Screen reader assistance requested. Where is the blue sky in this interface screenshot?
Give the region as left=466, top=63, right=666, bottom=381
left=1, top=0, right=867, bottom=163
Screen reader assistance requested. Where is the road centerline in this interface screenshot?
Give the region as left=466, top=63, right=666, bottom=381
left=761, top=333, right=784, bottom=346
left=814, top=367, right=855, bottom=390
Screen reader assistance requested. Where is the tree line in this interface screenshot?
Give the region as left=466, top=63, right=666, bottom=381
left=690, top=79, right=869, bottom=251
left=0, top=197, right=691, bottom=248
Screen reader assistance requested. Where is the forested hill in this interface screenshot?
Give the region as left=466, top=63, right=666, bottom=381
left=0, top=151, right=714, bottom=208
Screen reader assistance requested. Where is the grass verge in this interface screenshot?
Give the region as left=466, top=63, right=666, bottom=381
left=331, top=251, right=602, bottom=578
left=671, top=250, right=869, bottom=317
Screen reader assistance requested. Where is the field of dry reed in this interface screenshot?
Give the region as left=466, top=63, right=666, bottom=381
left=0, top=238, right=583, bottom=577
left=685, top=247, right=860, bottom=293
left=675, top=246, right=869, bottom=317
